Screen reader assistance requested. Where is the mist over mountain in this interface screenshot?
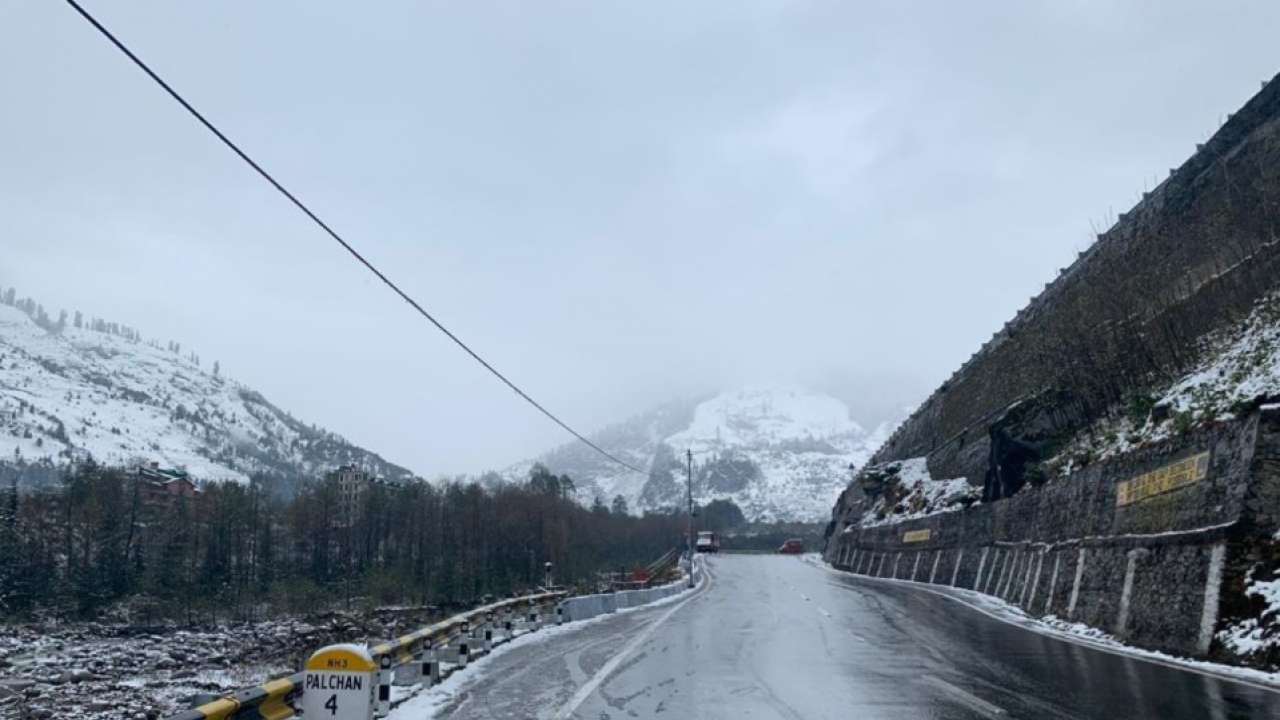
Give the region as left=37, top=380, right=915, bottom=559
left=509, top=386, right=895, bottom=521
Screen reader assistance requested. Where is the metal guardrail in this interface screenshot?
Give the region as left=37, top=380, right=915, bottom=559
left=163, top=591, right=566, bottom=720
left=160, top=554, right=704, bottom=720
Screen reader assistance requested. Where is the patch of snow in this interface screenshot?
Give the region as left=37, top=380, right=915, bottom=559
left=667, top=385, right=865, bottom=450
left=391, top=568, right=705, bottom=719
left=860, top=457, right=979, bottom=528
left=0, top=302, right=414, bottom=484
left=1048, top=293, right=1280, bottom=477
left=1218, top=566, right=1280, bottom=658
left=510, top=386, right=895, bottom=521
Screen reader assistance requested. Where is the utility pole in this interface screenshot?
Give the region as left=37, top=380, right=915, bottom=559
left=686, top=448, right=694, bottom=588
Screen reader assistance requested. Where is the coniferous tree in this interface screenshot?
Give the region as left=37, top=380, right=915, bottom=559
left=611, top=495, right=629, bottom=516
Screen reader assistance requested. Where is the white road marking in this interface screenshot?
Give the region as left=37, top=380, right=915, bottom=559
left=922, top=675, right=1007, bottom=718
left=550, top=570, right=712, bottom=720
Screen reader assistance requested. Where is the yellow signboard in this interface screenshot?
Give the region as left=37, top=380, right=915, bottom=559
left=1116, top=451, right=1210, bottom=507
left=903, top=529, right=931, bottom=543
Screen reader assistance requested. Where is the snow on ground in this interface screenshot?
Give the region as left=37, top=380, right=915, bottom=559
left=0, top=303, right=414, bottom=484
left=859, top=456, right=980, bottom=528
left=0, top=608, right=452, bottom=719
left=1162, top=293, right=1280, bottom=415
left=1048, top=292, right=1280, bottom=477
left=1218, top=566, right=1280, bottom=659
left=392, top=571, right=704, bottom=719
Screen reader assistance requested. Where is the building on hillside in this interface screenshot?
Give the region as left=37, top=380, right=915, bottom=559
left=327, top=464, right=374, bottom=528
left=135, top=461, right=201, bottom=513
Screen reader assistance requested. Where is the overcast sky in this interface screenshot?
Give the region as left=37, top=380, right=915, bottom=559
left=4, top=1, right=1279, bottom=476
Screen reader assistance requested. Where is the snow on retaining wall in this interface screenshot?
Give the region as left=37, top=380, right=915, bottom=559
left=829, top=410, right=1280, bottom=664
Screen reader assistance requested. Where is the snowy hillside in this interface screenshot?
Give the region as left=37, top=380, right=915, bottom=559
left=512, top=386, right=892, bottom=521
left=0, top=301, right=416, bottom=486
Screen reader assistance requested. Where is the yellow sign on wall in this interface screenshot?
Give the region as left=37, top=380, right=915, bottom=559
left=903, top=529, right=931, bottom=543
left=1116, top=451, right=1210, bottom=507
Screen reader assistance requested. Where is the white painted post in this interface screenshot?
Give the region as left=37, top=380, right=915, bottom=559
left=302, top=644, right=377, bottom=720
left=422, top=641, right=440, bottom=687
left=910, top=553, right=922, bottom=581
left=850, top=549, right=861, bottom=573
left=993, top=550, right=1011, bottom=595
left=950, top=549, right=964, bottom=587
left=973, top=547, right=989, bottom=591
left=1198, top=543, right=1227, bottom=655
left=1116, top=548, right=1146, bottom=637
left=929, top=551, right=942, bottom=584
left=1026, top=550, right=1045, bottom=610
left=375, top=655, right=392, bottom=717
left=1044, top=552, right=1061, bottom=615
left=1019, top=551, right=1036, bottom=606
left=1067, top=548, right=1087, bottom=620
left=982, top=550, right=997, bottom=593
left=1000, top=551, right=1019, bottom=598
left=891, top=553, right=902, bottom=579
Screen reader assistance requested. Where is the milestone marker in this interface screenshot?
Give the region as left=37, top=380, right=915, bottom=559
left=303, top=644, right=377, bottom=720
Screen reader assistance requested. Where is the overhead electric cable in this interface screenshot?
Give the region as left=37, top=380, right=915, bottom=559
left=63, top=0, right=646, bottom=475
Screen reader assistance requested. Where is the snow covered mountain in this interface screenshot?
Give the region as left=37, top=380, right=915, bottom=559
left=511, top=386, right=893, bottom=521
left=0, top=298, right=416, bottom=487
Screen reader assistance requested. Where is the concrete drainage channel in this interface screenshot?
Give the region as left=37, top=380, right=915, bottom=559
left=161, top=559, right=702, bottom=720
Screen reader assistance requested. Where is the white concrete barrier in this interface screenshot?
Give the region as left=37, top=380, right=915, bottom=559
left=557, top=562, right=700, bottom=623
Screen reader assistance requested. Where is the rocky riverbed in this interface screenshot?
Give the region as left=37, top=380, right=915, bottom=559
left=0, top=608, right=441, bottom=720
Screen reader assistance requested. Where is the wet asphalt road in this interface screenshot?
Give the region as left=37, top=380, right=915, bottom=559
left=398, top=555, right=1280, bottom=719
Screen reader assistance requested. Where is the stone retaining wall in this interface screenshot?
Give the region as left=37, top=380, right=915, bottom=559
left=827, top=409, right=1280, bottom=660
left=867, top=71, right=1280, bottom=483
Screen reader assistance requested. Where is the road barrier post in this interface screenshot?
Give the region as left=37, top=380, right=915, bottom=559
left=470, top=620, right=486, bottom=658
left=302, top=644, right=377, bottom=720
left=422, top=641, right=441, bottom=687
left=457, top=637, right=470, bottom=668
left=484, top=612, right=495, bottom=651
left=375, top=655, right=392, bottom=718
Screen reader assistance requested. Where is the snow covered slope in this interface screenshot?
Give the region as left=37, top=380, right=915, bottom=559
left=512, top=386, right=892, bottom=522
left=0, top=302, right=416, bottom=486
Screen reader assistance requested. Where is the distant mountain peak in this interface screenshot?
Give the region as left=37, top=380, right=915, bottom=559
left=510, top=385, right=891, bottom=522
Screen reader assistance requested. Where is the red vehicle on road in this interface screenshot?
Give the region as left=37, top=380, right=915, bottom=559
left=778, top=538, right=804, bottom=554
